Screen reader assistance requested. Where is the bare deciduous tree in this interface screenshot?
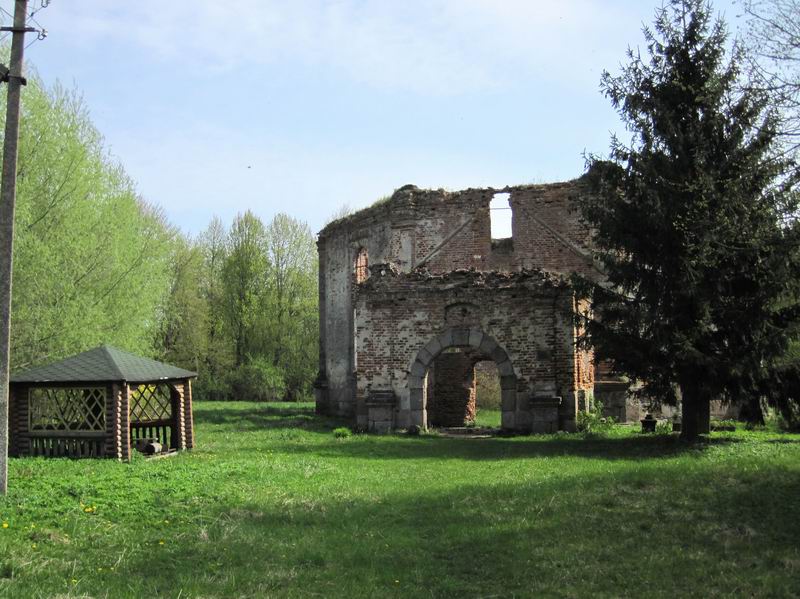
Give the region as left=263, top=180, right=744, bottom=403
left=742, top=0, right=800, bottom=155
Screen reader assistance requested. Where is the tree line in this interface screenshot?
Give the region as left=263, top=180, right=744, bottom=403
left=8, top=71, right=318, bottom=402
left=160, top=212, right=318, bottom=401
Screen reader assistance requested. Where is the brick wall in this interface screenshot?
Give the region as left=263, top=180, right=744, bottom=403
left=353, top=268, right=591, bottom=431
left=509, top=181, right=596, bottom=277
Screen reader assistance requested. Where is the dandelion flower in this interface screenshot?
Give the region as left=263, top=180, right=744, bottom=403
left=2, top=522, right=8, bottom=529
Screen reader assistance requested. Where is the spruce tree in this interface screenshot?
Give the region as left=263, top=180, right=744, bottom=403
left=577, top=0, right=800, bottom=440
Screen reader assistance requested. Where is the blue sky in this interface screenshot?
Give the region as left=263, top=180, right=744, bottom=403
left=17, top=0, right=741, bottom=236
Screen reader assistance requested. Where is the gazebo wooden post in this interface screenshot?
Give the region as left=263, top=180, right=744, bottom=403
left=7, top=386, right=15, bottom=457
left=11, top=385, right=29, bottom=457
left=183, top=379, right=195, bottom=449
left=120, top=384, right=131, bottom=462
left=8, top=386, right=18, bottom=456
left=106, top=383, right=121, bottom=460
left=170, top=382, right=186, bottom=450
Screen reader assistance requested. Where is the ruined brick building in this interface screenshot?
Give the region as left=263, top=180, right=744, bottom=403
left=314, top=179, right=630, bottom=433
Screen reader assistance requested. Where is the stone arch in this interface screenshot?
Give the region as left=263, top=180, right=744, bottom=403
left=407, top=327, right=518, bottom=430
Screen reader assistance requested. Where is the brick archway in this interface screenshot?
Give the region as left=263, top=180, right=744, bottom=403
left=407, top=327, right=518, bottom=430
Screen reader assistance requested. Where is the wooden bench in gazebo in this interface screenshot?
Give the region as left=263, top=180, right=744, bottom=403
left=8, top=345, right=197, bottom=460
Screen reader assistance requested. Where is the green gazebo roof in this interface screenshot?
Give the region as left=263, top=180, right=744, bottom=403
left=10, top=345, right=197, bottom=384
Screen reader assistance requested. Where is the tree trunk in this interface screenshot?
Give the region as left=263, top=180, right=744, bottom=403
left=698, top=396, right=710, bottom=434
left=680, top=378, right=711, bottom=441
left=740, top=395, right=765, bottom=425
left=235, top=322, right=244, bottom=368
left=680, top=379, right=700, bottom=442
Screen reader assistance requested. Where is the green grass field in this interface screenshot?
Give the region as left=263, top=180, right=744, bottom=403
left=1, top=402, right=799, bottom=598
left=474, top=406, right=501, bottom=428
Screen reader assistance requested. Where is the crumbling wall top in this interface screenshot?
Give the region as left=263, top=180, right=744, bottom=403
left=357, top=263, right=570, bottom=294
left=317, top=177, right=589, bottom=239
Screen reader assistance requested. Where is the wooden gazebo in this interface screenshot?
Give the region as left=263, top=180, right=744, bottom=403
left=9, top=345, right=196, bottom=460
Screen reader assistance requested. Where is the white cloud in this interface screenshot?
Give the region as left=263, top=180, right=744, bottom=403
left=40, top=0, right=639, bottom=94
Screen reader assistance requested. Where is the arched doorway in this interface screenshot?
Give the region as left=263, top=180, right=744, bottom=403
left=407, top=328, right=518, bottom=430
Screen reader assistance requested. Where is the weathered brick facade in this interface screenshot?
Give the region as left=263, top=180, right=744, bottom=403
left=315, top=180, right=599, bottom=432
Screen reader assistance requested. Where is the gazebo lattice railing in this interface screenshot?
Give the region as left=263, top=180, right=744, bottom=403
left=25, top=386, right=108, bottom=457
left=129, top=383, right=181, bottom=450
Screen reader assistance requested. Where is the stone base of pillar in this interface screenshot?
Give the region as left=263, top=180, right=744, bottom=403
left=530, top=396, right=562, bottom=434
left=366, top=390, right=396, bottom=433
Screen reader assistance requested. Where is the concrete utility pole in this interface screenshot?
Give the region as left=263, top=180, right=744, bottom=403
left=0, top=0, right=32, bottom=495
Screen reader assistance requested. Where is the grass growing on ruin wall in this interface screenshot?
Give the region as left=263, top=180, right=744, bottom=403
left=0, top=402, right=799, bottom=597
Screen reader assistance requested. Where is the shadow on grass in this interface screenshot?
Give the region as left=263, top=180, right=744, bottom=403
left=766, top=437, right=800, bottom=444
left=119, top=455, right=800, bottom=599
left=195, top=403, right=748, bottom=462
left=195, top=403, right=315, bottom=420
left=268, top=431, right=745, bottom=462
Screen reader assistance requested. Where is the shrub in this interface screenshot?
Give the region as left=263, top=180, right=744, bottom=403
left=763, top=410, right=800, bottom=433
left=332, top=427, right=352, bottom=439
left=577, top=399, right=616, bottom=435
left=655, top=421, right=672, bottom=435
left=227, top=357, right=286, bottom=402
left=192, top=374, right=230, bottom=401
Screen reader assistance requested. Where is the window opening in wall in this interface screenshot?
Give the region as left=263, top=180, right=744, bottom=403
left=490, top=193, right=512, bottom=239
left=354, top=247, right=369, bottom=283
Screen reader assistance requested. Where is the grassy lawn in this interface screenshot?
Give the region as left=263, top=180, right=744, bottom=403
left=0, top=402, right=799, bottom=598
left=474, top=407, right=501, bottom=428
